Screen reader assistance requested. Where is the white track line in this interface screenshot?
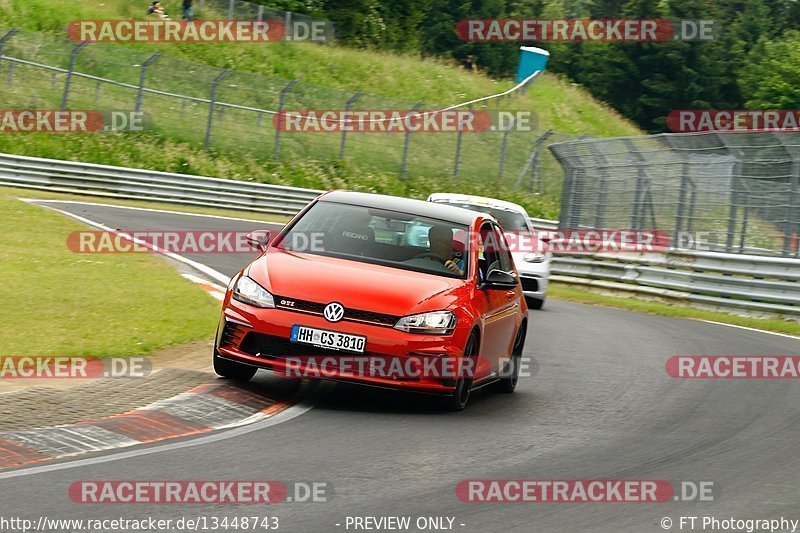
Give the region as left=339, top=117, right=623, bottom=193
left=697, top=320, right=800, bottom=341
left=24, top=199, right=233, bottom=286
left=22, top=198, right=285, bottom=225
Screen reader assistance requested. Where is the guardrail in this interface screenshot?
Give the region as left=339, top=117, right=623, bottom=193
left=0, top=152, right=323, bottom=216
left=528, top=217, right=560, bottom=231
left=550, top=250, right=800, bottom=317
left=3, top=151, right=796, bottom=317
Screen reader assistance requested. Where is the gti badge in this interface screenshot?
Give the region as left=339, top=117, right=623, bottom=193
left=323, top=302, right=345, bottom=322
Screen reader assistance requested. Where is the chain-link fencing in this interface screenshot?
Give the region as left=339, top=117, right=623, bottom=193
left=549, top=131, right=800, bottom=257
left=0, top=27, right=581, bottom=214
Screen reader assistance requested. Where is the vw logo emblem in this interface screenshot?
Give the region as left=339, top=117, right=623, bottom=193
left=323, top=302, right=345, bottom=322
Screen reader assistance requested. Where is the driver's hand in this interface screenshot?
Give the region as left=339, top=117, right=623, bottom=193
left=444, top=260, right=463, bottom=276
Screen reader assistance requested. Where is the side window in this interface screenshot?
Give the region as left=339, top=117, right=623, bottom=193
left=493, top=225, right=515, bottom=273
left=479, top=222, right=498, bottom=280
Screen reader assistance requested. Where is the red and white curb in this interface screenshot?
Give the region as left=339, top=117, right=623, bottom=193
left=0, top=381, right=292, bottom=470
left=181, top=273, right=227, bottom=301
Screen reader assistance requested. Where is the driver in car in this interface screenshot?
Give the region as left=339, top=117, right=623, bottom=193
left=427, top=225, right=464, bottom=276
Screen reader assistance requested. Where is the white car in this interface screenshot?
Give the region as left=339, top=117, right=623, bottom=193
left=427, top=193, right=550, bottom=309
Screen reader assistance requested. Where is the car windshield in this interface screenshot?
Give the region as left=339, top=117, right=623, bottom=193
left=277, top=201, right=469, bottom=279
left=438, top=202, right=529, bottom=231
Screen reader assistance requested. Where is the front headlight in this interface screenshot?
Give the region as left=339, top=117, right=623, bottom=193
left=394, top=311, right=456, bottom=334
left=523, top=252, right=546, bottom=263
left=232, top=276, right=275, bottom=308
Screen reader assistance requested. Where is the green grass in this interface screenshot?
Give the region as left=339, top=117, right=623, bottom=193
left=0, top=132, right=564, bottom=217
left=0, top=187, right=221, bottom=357
left=549, top=283, right=800, bottom=336
left=0, top=0, right=640, bottom=219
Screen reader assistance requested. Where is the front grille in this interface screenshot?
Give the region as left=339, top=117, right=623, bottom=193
left=273, top=295, right=399, bottom=327
left=520, top=276, right=539, bottom=292
left=344, top=308, right=399, bottom=326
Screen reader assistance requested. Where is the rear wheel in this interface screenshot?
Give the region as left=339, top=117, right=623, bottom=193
left=213, top=350, right=257, bottom=382
left=496, top=324, right=526, bottom=393
left=440, top=333, right=477, bottom=412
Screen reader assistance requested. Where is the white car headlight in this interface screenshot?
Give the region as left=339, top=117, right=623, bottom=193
left=394, top=311, right=456, bottom=334
left=232, top=276, right=275, bottom=308
left=523, top=252, right=546, bottom=263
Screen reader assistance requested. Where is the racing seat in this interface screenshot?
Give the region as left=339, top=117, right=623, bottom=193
left=327, top=214, right=375, bottom=256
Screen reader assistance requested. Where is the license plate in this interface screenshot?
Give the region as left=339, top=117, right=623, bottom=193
left=290, top=325, right=366, bottom=353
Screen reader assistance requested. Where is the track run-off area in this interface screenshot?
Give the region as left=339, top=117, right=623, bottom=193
left=2, top=199, right=799, bottom=533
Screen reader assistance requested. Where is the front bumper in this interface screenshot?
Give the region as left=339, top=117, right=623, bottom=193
left=215, top=298, right=471, bottom=395
left=514, top=256, right=550, bottom=301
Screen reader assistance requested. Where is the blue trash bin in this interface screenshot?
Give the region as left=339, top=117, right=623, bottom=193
left=515, top=46, right=550, bottom=83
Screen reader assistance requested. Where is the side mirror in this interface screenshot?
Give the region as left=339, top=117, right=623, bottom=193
left=482, top=269, right=518, bottom=290
left=246, top=230, right=271, bottom=252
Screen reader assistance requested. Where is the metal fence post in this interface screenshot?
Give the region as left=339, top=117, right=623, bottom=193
left=531, top=130, right=555, bottom=193
left=135, top=53, right=159, bottom=114
left=782, top=158, right=800, bottom=256
left=273, top=79, right=299, bottom=160
left=228, top=0, right=236, bottom=19
left=284, top=11, right=292, bottom=40
left=256, top=5, right=264, bottom=20
left=339, top=92, right=363, bottom=159
left=0, top=29, right=19, bottom=87
left=453, top=106, right=471, bottom=178
left=400, top=102, right=424, bottom=179
left=514, top=130, right=552, bottom=189
left=204, top=69, right=231, bottom=151
left=725, top=168, right=742, bottom=252
left=61, top=41, right=90, bottom=111
left=498, top=117, right=516, bottom=179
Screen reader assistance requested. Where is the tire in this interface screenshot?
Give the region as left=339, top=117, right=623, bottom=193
left=495, top=324, right=526, bottom=393
left=213, top=349, right=257, bottom=382
left=525, top=296, right=545, bottom=310
left=440, top=333, right=477, bottom=412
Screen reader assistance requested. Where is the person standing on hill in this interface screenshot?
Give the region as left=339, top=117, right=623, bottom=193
left=182, top=0, right=194, bottom=21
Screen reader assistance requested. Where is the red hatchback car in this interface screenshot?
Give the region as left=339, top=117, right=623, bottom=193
left=214, top=191, right=528, bottom=410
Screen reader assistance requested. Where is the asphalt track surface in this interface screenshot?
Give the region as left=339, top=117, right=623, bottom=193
left=5, top=200, right=800, bottom=532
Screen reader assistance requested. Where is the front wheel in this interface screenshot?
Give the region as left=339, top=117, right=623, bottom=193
left=439, top=334, right=477, bottom=412
left=496, top=325, right=526, bottom=393
left=213, top=350, right=257, bottom=382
